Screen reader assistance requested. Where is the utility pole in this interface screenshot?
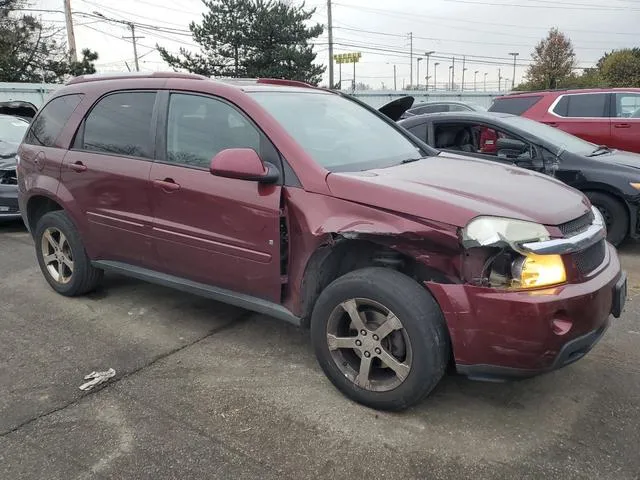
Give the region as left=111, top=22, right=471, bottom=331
left=498, top=68, right=502, bottom=92
left=474, top=70, right=479, bottom=91
left=63, top=0, right=77, bottom=62
left=484, top=72, right=488, bottom=91
left=95, top=12, right=143, bottom=72
left=123, top=23, right=140, bottom=71
left=416, top=57, right=422, bottom=90
left=433, top=62, right=439, bottom=91
left=327, top=0, right=334, bottom=88
left=393, top=64, right=397, bottom=90
left=509, top=52, right=519, bottom=90
left=461, top=56, right=466, bottom=91
left=425, top=51, right=435, bottom=91
left=408, top=32, right=413, bottom=88
left=451, top=57, right=455, bottom=90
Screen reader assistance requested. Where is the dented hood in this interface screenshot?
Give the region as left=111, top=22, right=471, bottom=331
left=326, top=153, right=590, bottom=228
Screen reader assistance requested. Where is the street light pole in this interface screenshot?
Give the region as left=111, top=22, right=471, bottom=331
left=509, top=52, right=519, bottom=90
left=448, top=65, right=453, bottom=90
left=474, top=70, right=479, bottom=91
left=424, top=50, right=435, bottom=91
left=393, top=64, right=397, bottom=91
left=484, top=72, right=488, bottom=92
left=433, top=62, right=439, bottom=91
left=416, top=57, right=423, bottom=90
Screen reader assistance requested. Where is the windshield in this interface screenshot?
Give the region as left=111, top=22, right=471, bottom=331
left=0, top=115, right=29, bottom=144
left=249, top=91, right=425, bottom=171
left=502, top=115, right=596, bottom=155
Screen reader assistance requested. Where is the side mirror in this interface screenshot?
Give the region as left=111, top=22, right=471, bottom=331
left=496, top=137, right=527, bottom=153
left=210, top=148, right=280, bottom=184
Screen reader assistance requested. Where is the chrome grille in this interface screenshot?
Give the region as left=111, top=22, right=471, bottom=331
left=573, top=240, right=606, bottom=275
left=559, top=211, right=594, bottom=238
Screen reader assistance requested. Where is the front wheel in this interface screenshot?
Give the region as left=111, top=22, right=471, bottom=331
left=310, top=267, right=449, bottom=411
left=585, top=192, right=628, bottom=247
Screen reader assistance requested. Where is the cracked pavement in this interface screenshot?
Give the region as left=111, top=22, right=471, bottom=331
left=1, top=220, right=640, bottom=479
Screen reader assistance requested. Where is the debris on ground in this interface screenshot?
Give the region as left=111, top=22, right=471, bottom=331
left=79, top=368, right=116, bottom=391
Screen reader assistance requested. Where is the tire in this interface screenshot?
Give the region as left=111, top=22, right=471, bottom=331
left=34, top=210, right=103, bottom=296
left=585, top=192, right=628, bottom=247
left=310, top=267, right=449, bottom=411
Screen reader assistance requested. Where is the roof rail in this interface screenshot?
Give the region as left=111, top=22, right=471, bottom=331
left=66, top=71, right=207, bottom=85
left=256, top=78, right=314, bottom=88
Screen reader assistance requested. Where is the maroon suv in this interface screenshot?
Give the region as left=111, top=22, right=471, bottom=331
left=17, top=73, right=626, bottom=410
left=490, top=88, right=640, bottom=153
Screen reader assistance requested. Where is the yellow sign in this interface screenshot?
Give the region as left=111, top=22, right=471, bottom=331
left=333, top=52, right=361, bottom=64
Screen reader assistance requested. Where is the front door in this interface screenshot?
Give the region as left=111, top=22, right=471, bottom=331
left=61, top=91, right=157, bottom=267
left=611, top=92, right=640, bottom=153
left=149, top=92, right=282, bottom=302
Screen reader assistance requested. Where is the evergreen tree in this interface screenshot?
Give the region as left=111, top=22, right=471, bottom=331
left=158, top=0, right=325, bottom=84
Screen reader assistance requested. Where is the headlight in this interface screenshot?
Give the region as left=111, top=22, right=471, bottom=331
left=511, top=254, right=566, bottom=288
left=462, top=216, right=550, bottom=249
left=463, top=216, right=567, bottom=290
left=630, top=182, right=640, bottom=191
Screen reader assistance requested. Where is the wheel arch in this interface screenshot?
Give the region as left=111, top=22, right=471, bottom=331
left=298, top=236, right=454, bottom=328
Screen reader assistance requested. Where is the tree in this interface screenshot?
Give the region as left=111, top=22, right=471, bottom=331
left=599, top=49, right=640, bottom=88
left=158, top=0, right=325, bottom=85
left=523, top=28, right=577, bottom=90
left=0, top=0, right=98, bottom=82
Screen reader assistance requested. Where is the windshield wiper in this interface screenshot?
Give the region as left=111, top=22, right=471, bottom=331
left=401, top=157, right=424, bottom=164
left=588, top=145, right=612, bottom=157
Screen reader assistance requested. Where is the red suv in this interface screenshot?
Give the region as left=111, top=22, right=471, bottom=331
left=489, top=89, right=640, bottom=153
left=17, top=73, right=626, bottom=410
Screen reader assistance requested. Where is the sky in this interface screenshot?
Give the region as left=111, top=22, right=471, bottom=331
left=30, top=0, right=640, bottom=91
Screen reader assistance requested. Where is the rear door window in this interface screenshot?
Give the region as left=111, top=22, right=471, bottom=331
left=24, top=94, right=83, bottom=147
left=564, top=94, right=608, bottom=118
left=615, top=93, right=640, bottom=118
left=79, top=91, right=156, bottom=158
left=488, top=96, right=542, bottom=115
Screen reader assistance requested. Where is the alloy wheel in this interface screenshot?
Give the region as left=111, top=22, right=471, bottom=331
left=41, top=227, right=74, bottom=284
left=326, top=298, right=412, bottom=392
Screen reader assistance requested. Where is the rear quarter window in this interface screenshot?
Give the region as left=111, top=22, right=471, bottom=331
left=24, top=94, right=83, bottom=147
left=488, top=96, right=542, bottom=115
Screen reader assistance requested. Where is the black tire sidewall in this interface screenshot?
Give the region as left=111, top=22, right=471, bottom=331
left=310, top=267, right=449, bottom=410
left=586, top=192, right=628, bottom=246
left=34, top=211, right=95, bottom=296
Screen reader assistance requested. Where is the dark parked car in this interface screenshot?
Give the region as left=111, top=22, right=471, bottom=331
left=0, top=101, right=38, bottom=122
left=0, top=114, right=29, bottom=220
left=18, top=73, right=625, bottom=410
left=489, top=89, right=640, bottom=154
left=398, top=111, right=640, bottom=246
left=401, top=100, right=486, bottom=119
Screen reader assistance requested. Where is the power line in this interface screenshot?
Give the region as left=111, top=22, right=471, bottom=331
left=443, top=0, right=640, bottom=11
left=332, top=2, right=639, bottom=36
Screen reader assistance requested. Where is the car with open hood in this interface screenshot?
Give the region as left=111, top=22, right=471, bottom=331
left=18, top=73, right=625, bottom=411
left=397, top=110, right=640, bottom=246
left=0, top=114, right=29, bottom=220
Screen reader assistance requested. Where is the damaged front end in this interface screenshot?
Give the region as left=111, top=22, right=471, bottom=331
left=460, top=207, right=606, bottom=290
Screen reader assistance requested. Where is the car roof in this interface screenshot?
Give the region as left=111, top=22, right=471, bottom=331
left=65, top=72, right=324, bottom=94
left=399, top=111, right=512, bottom=127
left=0, top=113, right=29, bottom=123
left=499, top=87, right=640, bottom=98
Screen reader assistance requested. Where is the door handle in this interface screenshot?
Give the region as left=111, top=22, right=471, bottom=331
left=614, top=123, right=631, bottom=129
left=69, top=161, right=87, bottom=172
left=153, top=178, right=181, bottom=192
left=544, top=122, right=559, bottom=127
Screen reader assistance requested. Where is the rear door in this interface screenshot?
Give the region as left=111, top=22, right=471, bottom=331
left=611, top=92, right=640, bottom=153
left=149, top=91, right=282, bottom=301
left=62, top=90, right=158, bottom=267
left=545, top=93, right=612, bottom=146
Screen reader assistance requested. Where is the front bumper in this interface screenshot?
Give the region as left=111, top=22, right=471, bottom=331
left=0, top=184, right=20, bottom=220
left=427, top=243, right=624, bottom=380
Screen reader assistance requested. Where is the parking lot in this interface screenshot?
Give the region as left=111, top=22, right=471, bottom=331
left=1, top=219, right=639, bottom=480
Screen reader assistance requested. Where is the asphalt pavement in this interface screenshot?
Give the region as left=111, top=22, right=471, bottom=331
left=1, top=219, right=639, bottom=480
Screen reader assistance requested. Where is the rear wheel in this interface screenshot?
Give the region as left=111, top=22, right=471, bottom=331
left=34, top=211, right=103, bottom=296
left=585, top=191, right=628, bottom=247
left=310, top=267, right=449, bottom=411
